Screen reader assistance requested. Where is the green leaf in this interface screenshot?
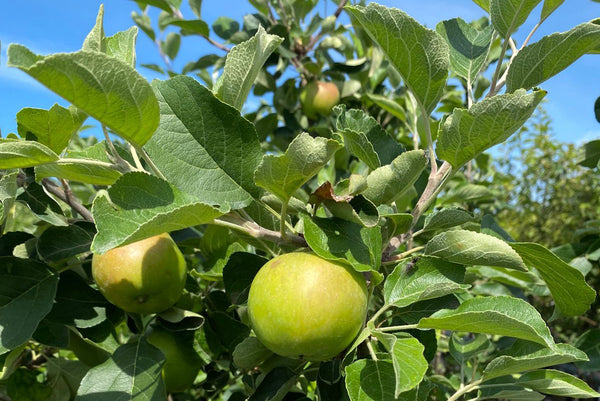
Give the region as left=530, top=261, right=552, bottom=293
left=470, top=265, right=543, bottom=292
left=35, top=159, right=122, bottom=186
left=311, top=182, right=379, bottom=228
left=478, top=378, right=545, bottom=401
left=335, top=106, right=404, bottom=169
left=223, top=252, right=266, bottom=305
left=381, top=212, right=413, bottom=237
left=17, top=182, right=68, bottom=226
left=436, top=18, right=493, bottom=82
left=362, top=150, right=427, bottom=206
left=422, top=208, right=475, bottom=232
left=7, top=44, right=159, bottom=146
left=449, top=333, right=490, bottom=363
left=436, top=89, right=546, bottom=168
left=507, top=19, right=600, bottom=91
left=248, top=367, right=297, bottom=401
left=575, top=329, right=600, bottom=372
left=471, top=0, right=490, bottom=11
left=578, top=139, right=600, bottom=168
left=35, top=140, right=127, bottom=185
left=510, top=242, right=596, bottom=316
left=105, top=27, right=139, bottom=67
left=443, top=183, right=495, bottom=204
left=483, top=341, right=588, bottom=380
left=45, top=271, right=110, bottom=329
left=323, top=195, right=379, bottom=228
left=0, top=173, right=18, bottom=226
left=189, top=0, right=202, bottom=17
left=145, top=76, right=263, bottom=210
left=346, top=3, right=449, bottom=114
left=517, top=369, right=600, bottom=398
left=395, top=380, right=434, bottom=401
left=418, top=296, right=556, bottom=348
left=75, top=338, right=166, bottom=400
left=302, top=215, right=382, bottom=272
left=37, top=223, right=95, bottom=262
left=393, top=295, right=460, bottom=325
left=383, top=256, right=468, bottom=308
left=46, top=358, right=88, bottom=401
left=162, top=32, right=180, bottom=60
left=82, top=5, right=105, bottom=52
left=0, top=139, right=58, bottom=169
left=232, top=336, right=273, bottom=371
left=91, top=172, right=223, bottom=254
left=132, top=12, right=156, bottom=41
left=425, top=230, right=527, bottom=271
left=317, top=360, right=346, bottom=401
left=17, top=105, right=85, bottom=154
left=207, top=311, right=250, bottom=351
left=372, top=332, right=428, bottom=397
left=345, top=359, right=396, bottom=401
left=365, top=94, right=406, bottom=121
left=541, top=0, right=565, bottom=21
left=165, top=19, right=209, bottom=36
left=255, top=133, right=341, bottom=203
left=490, top=0, right=543, bottom=38
left=212, top=16, right=239, bottom=40
left=131, top=0, right=174, bottom=13
left=215, top=26, right=282, bottom=110
left=5, top=368, right=52, bottom=400
left=0, top=257, right=58, bottom=352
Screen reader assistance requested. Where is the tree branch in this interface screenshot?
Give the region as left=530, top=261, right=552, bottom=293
left=42, top=178, right=94, bottom=222
left=211, top=213, right=307, bottom=247
left=306, top=0, right=348, bottom=51
left=383, top=161, right=453, bottom=257
left=201, top=35, right=230, bottom=53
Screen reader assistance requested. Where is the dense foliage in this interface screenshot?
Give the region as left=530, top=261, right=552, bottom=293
left=0, top=1, right=600, bottom=400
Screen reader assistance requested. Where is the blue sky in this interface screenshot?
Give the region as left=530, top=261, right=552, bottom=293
left=0, top=0, right=598, bottom=144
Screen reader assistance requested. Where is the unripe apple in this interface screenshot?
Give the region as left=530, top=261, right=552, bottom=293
left=92, top=233, right=187, bottom=314
left=300, top=80, right=340, bottom=119
left=247, top=252, right=368, bottom=361
left=147, top=326, right=203, bottom=393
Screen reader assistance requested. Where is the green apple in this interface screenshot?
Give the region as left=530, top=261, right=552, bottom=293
left=247, top=252, right=368, bottom=361
left=92, top=233, right=187, bottom=314
left=300, top=80, right=340, bottom=119
left=147, top=326, right=203, bottom=393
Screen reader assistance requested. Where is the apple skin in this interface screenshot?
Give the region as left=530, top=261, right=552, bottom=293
left=300, top=81, right=340, bottom=119
left=147, top=326, right=203, bottom=393
left=247, top=252, right=367, bottom=361
left=92, top=233, right=187, bottom=314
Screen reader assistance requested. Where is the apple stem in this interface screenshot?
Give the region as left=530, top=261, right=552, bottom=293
left=102, top=125, right=136, bottom=172
left=378, top=324, right=419, bottom=332
left=134, top=144, right=167, bottom=181
left=381, top=246, right=425, bottom=266
left=368, top=304, right=392, bottom=327
left=280, top=201, right=289, bottom=240
left=366, top=340, right=378, bottom=361
left=447, top=379, right=483, bottom=401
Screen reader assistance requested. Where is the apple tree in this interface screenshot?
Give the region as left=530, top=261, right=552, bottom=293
left=1, top=1, right=600, bottom=400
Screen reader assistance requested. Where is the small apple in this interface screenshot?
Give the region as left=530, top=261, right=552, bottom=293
left=300, top=80, right=340, bottom=119
left=147, top=326, right=203, bottom=393
left=92, top=233, right=187, bottom=314
left=247, top=252, right=367, bottom=361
